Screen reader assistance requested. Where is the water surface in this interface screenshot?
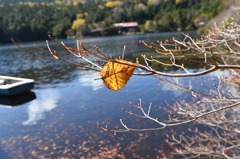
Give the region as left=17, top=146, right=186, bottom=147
left=0, top=33, right=217, bottom=158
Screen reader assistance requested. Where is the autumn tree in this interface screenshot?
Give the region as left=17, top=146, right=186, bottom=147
left=0, top=0, right=225, bottom=43
left=71, top=13, right=86, bottom=37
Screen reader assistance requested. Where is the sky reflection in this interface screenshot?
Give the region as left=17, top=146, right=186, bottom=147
left=78, top=70, right=103, bottom=91
left=22, top=89, right=60, bottom=125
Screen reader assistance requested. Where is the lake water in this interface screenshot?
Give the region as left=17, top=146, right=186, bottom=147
left=0, top=33, right=222, bottom=158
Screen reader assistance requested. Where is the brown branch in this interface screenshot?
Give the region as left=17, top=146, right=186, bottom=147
left=98, top=99, right=240, bottom=133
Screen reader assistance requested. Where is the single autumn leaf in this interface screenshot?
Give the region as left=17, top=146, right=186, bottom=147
left=100, top=59, right=138, bottom=91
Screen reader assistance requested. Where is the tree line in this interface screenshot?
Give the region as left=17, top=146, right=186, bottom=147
left=0, top=0, right=224, bottom=43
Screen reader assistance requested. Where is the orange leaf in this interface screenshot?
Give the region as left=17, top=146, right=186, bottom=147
left=100, top=59, right=138, bottom=91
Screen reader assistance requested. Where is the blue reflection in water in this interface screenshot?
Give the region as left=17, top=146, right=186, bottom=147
left=0, top=32, right=220, bottom=158
left=77, top=70, right=104, bottom=91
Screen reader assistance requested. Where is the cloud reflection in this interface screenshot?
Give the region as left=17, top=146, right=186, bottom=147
left=159, top=78, right=185, bottom=96
left=78, top=71, right=103, bottom=91
left=22, top=89, right=60, bottom=125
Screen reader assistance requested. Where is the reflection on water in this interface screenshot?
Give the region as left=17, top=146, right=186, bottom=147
left=22, top=89, right=60, bottom=125
left=0, top=33, right=214, bottom=158
left=0, top=32, right=195, bottom=84
left=78, top=70, right=103, bottom=91
left=0, top=91, right=36, bottom=106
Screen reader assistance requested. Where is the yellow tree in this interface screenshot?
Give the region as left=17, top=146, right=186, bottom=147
left=175, top=0, right=183, bottom=4
left=71, top=13, right=85, bottom=37
left=142, top=20, right=157, bottom=32
left=105, top=1, right=123, bottom=8
left=147, top=0, right=161, bottom=5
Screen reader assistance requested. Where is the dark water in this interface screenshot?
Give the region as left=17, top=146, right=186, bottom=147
left=0, top=33, right=222, bottom=158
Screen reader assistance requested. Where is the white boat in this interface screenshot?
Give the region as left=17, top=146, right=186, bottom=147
left=0, top=75, right=34, bottom=96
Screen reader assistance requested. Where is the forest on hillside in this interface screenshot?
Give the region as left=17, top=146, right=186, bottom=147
left=0, top=0, right=225, bottom=43
left=0, top=0, right=54, bottom=3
